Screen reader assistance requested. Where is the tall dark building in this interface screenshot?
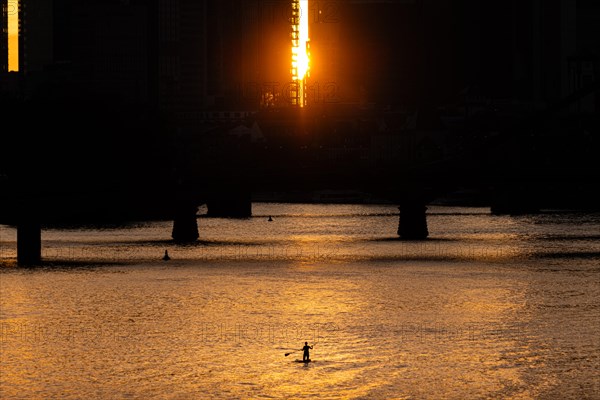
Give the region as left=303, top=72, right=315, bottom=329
left=157, top=0, right=204, bottom=115
left=570, top=0, right=599, bottom=113
left=68, top=1, right=153, bottom=104
left=457, top=0, right=598, bottom=112
left=18, top=0, right=54, bottom=74
left=238, top=0, right=292, bottom=108
left=338, top=0, right=421, bottom=105
left=1, top=0, right=7, bottom=72
left=201, top=0, right=292, bottom=110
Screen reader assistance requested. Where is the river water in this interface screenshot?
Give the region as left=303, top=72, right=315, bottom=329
left=1, top=203, right=599, bottom=399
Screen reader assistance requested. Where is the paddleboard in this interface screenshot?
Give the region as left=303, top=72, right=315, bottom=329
left=294, top=359, right=312, bottom=363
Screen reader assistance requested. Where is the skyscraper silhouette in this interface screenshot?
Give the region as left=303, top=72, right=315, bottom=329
left=1, top=0, right=7, bottom=73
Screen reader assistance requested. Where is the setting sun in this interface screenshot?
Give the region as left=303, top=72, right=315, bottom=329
left=291, top=0, right=310, bottom=107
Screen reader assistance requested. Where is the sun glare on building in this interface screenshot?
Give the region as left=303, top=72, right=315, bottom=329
left=291, top=0, right=310, bottom=107
left=7, top=0, right=18, bottom=71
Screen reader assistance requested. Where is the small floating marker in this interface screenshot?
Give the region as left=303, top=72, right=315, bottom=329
left=163, top=250, right=171, bottom=261
left=268, top=216, right=273, bottom=222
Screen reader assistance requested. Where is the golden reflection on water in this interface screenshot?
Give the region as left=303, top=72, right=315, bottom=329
left=0, top=260, right=594, bottom=399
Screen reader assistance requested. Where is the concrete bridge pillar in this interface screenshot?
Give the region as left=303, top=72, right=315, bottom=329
left=397, top=200, right=429, bottom=240
left=17, top=221, right=41, bottom=265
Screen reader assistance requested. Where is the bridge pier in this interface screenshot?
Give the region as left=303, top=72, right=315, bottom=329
left=17, top=222, right=42, bottom=265
left=397, top=201, right=429, bottom=240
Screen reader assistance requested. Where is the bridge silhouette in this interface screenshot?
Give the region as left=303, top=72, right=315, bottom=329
left=1, top=82, right=598, bottom=265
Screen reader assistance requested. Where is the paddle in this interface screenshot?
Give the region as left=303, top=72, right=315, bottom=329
left=284, top=342, right=318, bottom=357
